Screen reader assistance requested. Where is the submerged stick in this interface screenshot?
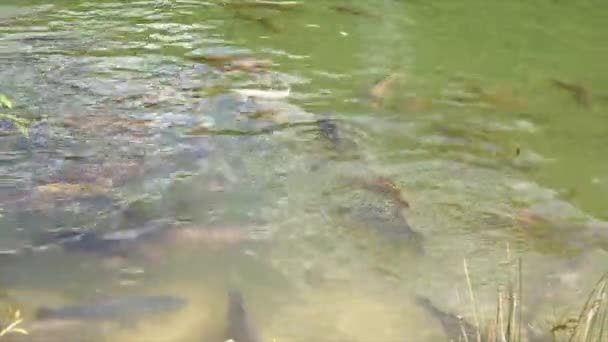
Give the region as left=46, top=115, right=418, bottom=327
left=598, top=285, right=608, bottom=342
left=464, top=258, right=483, bottom=342
left=498, top=289, right=506, bottom=342
left=517, top=257, right=523, bottom=342
left=567, top=272, right=608, bottom=342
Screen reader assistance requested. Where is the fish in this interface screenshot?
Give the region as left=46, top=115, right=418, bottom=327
left=232, top=10, right=282, bottom=33
left=550, top=79, right=591, bottom=107
left=229, top=58, right=275, bottom=72
left=340, top=201, right=423, bottom=253
left=198, top=53, right=248, bottom=65
left=415, top=295, right=478, bottom=342
left=225, top=289, right=263, bottom=342
left=369, top=72, right=403, bottom=104
left=41, top=219, right=175, bottom=258
left=348, top=174, right=410, bottom=209
left=314, top=116, right=360, bottom=157
left=36, top=295, right=187, bottom=323
left=331, top=4, right=379, bottom=19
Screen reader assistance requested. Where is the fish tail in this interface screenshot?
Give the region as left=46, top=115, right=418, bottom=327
left=414, top=295, right=431, bottom=307
left=228, top=288, right=244, bottom=308
left=415, top=295, right=442, bottom=316
left=35, top=307, right=55, bottom=320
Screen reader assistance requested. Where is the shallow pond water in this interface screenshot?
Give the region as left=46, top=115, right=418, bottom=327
left=0, top=0, right=607, bottom=341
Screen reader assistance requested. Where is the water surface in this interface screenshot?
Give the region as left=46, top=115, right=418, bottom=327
left=1, top=0, right=607, bottom=341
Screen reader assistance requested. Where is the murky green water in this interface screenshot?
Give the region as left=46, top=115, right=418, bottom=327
left=1, top=1, right=607, bottom=341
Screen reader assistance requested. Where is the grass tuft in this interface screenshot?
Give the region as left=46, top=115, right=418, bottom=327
left=460, top=252, right=608, bottom=342
left=563, top=271, right=608, bottom=342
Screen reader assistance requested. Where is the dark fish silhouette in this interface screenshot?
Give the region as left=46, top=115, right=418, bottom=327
left=337, top=200, right=424, bottom=254
left=331, top=4, right=380, bottom=19
left=36, top=295, right=187, bottom=323
left=551, top=79, right=591, bottom=107
left=415, top=295, right=478, bottom=342
left=225, top=289, right=263, bottom=342
left=317, top=118, right=340, bottom=147
left=33, top=218, right=175, bottom=258
left=347, top=174, right=410, bottom=209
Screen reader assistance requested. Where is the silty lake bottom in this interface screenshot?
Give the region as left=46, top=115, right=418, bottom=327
left=0, top=0, right=607, bottom=341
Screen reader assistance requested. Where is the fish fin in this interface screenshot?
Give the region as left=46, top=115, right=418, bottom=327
left=35, top=307, right=54, bottom=320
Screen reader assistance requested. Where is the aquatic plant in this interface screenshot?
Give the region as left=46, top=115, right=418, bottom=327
left=0, top=311, right=28, bottom=338
left=0, top=94, right=30, bottom=138
left=462, top=255, right=523, bottom=342
left=0, top=95, right=13, bottom=109
left=0, top=303, right=28, bottom=339
left=459, top=250, right=608, bottom=342
left=0, top=283, right=28, bottom=339
left=554, top=271, right=608, bottom=342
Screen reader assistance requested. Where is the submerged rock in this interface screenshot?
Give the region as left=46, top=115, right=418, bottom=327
left=0, top=117, right=18, bottom=132
left=28, top=120, right=52, bottom=149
